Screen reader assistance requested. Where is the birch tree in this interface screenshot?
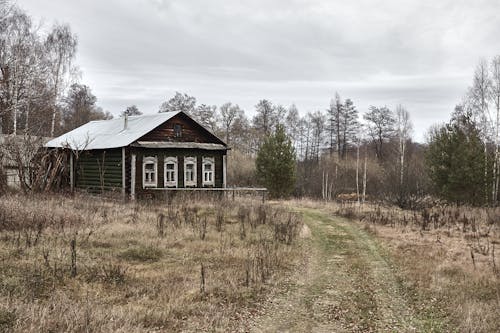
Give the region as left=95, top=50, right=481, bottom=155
left=395, top=105, right=413, bottom=205
left=0, top=8, right=35, bottom=135
left=491, top=56, right=500, bottom=203
left=468, top=60, right=492, bottom=203
left=45, top=24, right=77, bottom=137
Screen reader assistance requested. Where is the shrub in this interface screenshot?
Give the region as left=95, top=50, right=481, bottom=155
left=118, top=246, right=162, bottom=262
left=0, top=309, right=16, bottom=331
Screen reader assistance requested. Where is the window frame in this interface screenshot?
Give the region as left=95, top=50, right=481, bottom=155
left=174, top=123, right=182, bottom=138
left=142, top=156, right=158, bottom=188
left=164, top=156, right=178, bottom=188
left=184, top=156, right=197, bottom=187
left=202, top=157, right=215, bottom=186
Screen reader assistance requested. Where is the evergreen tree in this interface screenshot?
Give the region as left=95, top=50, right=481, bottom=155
left=340, top=98, right=359, bottom=158
left=256, top=124, right=296, bottom=198
left=426, top=111, right=491, bottom=205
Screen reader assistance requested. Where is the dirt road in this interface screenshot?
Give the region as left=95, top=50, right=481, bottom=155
left=250, top=208, right=430, bottom=333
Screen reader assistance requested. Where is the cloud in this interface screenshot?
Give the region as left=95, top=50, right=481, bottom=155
left=16, top=0, right=500, bottom=141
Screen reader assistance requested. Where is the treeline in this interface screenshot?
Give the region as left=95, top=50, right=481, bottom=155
left=0, top=1, right=112, bottom=137
left=155, top=91, right=425, bottom=207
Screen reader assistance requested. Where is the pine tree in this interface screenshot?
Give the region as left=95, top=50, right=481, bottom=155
left=256, top=124, right=296, bottom=198
left=340, top=98, right=359, bottom=158
left=426, top=111, right=491, bottom=205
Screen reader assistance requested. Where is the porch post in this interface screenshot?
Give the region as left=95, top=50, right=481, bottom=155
left=69, top=152, right=74, bottom=192
left=223, top=154, right=227, bottom=188
left=131, top=153, right=136, bottom=200
left=122, top=147, right=126, bottom=199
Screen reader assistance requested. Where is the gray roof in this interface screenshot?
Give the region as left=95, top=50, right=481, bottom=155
left=44, top=112, right=180, bottom=150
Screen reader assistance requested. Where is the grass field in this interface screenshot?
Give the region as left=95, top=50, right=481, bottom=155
left=0, top=194, right=303, bottom=332
left=1, top=195, right=499, bottom=332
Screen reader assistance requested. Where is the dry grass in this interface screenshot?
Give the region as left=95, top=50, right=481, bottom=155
left=290, top=199, right=500, bottom=332
left=0, top=193, right=303, bottom=333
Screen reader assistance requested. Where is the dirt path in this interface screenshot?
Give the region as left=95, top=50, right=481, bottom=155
left=249, top=208, right=426, bottom=333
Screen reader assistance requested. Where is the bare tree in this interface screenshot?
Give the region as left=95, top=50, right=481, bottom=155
left=253, top=99, right=276, bottom=138
left=192, top=103, right=218, bottom=132
left=285, top=104, right=300, bottom=148
left=468, top=59, right=492, bottom=203
left=159, top=92, right=196, bottom=114
left=120, top=105, right=142, bottom=117
left=364, top=106, right=395, bottom=160
left=326, top=93, right=342, bottom=156
left=491, top=56, right=500, bottom=203
left=219, top=102, right=242, bottom=144
left=395, top=105, right=413, bottom=203
left=45, top=24, right=77, bottom=137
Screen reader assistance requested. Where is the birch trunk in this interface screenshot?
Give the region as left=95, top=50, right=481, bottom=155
left=362, top=145, right=367, bottom=204
left=356, top=140, right=360, bottom=204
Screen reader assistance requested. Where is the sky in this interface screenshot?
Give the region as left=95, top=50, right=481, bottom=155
left=16, top=0, right=500, bottom=141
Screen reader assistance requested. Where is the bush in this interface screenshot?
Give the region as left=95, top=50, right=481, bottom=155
left=118, top=246, right=162, bottom=262
left=0, top=308, right=16, bottom=331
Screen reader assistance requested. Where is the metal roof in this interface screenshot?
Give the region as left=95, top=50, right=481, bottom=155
left=44, top=112, right=180, bottom=150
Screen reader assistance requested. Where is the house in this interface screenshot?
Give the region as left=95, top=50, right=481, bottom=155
left=44, top=111, right=229, bottom=199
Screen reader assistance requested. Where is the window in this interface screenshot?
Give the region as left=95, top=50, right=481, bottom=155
left=164, top=157, right=178, bottom=187
left=202, top=157, right=215, bottom=186
left=184, top=157, right=197, bottom=187
left=174, top=124, right=182, bottom=138
left=143, top=156, right=157, bottom=188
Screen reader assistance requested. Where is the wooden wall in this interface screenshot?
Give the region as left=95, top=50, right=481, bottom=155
left=139, top=113, right=224, bottom=144
left=130, top=148, right=225, bottom=195
left=75, top=148, right=123, bottom=192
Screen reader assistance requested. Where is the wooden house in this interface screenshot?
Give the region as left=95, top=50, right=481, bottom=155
left=44, top=111, right=229, bottom=199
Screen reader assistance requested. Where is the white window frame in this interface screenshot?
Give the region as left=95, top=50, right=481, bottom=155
left=164, top=156, right=178, bottom=188
left=202, top=157, right=215, bottom=186
left=184, top=156, right=197, bottom=187
left=142, top=156, right=158, bottom=188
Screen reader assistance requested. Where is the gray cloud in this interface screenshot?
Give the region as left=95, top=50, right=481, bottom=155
left=17, top=0, right=500, bottom=141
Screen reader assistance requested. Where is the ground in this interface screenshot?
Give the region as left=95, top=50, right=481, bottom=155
left=1, top=195, right=498, bottom=332
left=247, top=208, right=444, bottom=333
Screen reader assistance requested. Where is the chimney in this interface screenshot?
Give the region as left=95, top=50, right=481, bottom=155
left=123, top=114, right=128, bottom=131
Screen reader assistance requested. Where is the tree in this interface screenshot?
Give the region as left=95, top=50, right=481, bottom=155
left=192, top=103, right=217, bottom=131
left=326, top=93, right=342, bottom=156
left=159, top=92, right=196, bottom=114
left=253, top=99, right=276, bottom=138
left=256, top=124, right=296, bottom=198
left=121, top=105, right=142, bottom=117
left=491, top=56, right=500, bottom=203
left=426, top=111, right=490, bottom=205
left=340, top=98, right=359, bottom=158
left=219, top=102, right=244, bottom=144
left=364, top=106, right=395, bottom=160
left=394, top=105, right=413, bottom=206
left=285, top=104, right=300, bottom=145
left=0, top=7, right=40, bottom=135
left=309, top=110, right=326, bottom=161
left=44, top=24, right=77, bottom=136
left=62, top=83, right=111, bottom=131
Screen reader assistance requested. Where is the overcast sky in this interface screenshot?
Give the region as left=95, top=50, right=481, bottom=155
left=17, top=0, right=500, bottom=141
